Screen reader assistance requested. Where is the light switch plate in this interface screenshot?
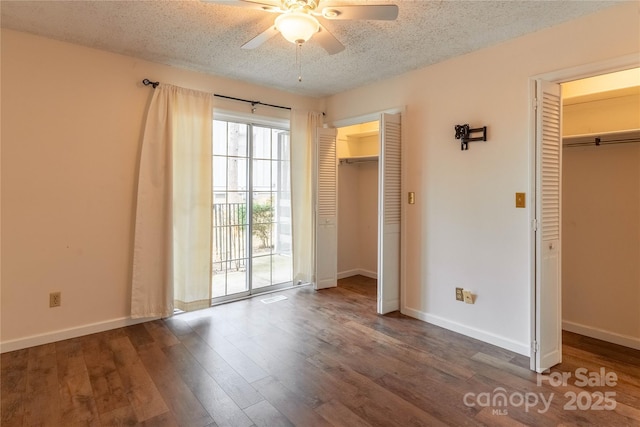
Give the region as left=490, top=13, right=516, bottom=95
left=408, top=192, right=415, bottom=204
left=515, top=192, right=526, bottom=208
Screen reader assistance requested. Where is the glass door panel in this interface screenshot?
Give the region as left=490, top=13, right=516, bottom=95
left=213, top=119, right=292, bottom=302
left=212, top=121, right=249, bottom=299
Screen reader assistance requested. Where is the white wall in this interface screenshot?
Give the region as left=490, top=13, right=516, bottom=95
left=562, top=91, right=640, bottom=349
left=325, top=2, right=639, bottom=355
left=0, top=29, right=322, bottom=351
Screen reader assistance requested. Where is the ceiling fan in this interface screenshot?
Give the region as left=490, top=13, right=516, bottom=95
left=206, top=0, right=399, bottom=55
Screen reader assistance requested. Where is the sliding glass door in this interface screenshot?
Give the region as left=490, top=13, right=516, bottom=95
left=212, top=119, right=292, bottom=301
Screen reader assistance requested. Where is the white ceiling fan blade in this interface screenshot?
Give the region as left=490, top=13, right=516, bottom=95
left=315, top=24, right=345, bottom=55
left=241, top=25, right=279, bottom=50
left=320, top=5, right=399, bottom=21
left=202, top=0, right=282, bottom=12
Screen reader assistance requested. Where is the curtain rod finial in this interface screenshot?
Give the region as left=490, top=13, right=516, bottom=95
left=142, top=78, right=159, bottom=89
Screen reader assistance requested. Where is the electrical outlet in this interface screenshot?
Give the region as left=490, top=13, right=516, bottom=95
left=455, top=287, right=464, bottom=301
left=463, top=290, right=474, bottom=304
left=49, top=292, right=61, bottom=308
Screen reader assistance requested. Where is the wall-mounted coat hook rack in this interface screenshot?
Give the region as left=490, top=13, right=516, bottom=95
left=454, top=124, right=487, bottom=150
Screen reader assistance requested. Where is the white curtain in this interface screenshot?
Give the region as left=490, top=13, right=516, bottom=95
left=131, top=84, right=213, bottom=318
left=290, top=110, right=323, bottom=285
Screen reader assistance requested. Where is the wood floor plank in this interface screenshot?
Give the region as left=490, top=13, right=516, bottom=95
left=162, top=343, right=254, bottom=427
left=231, top=334, right=356, bottom=411
left=56, top=339, right=101, bottom=425
left=98, top=404, right=138, bottom=426
left=143, top=320, right=181, bottom=349
left=192, top=324, right=269, bottom=384
left=180, top=332, right=264, bottom=409
left=81, top=333, right=131, bottom=415
left=374, top=372, right=482, bottom=426
left=1, top=348, right=28, bottom=394
left=314, top=399, right=373, bottom=427
left=307, top=351, right=448, bottom=427
left=243, top=399, right=293, bottom=427
left=163, top=316, right=196, bottom=337
left=0, top=392, right=24, bottom=427
left=123, top=324, right=156, bottom=350
left=251, top=376, right=333, bottom=427
left=1, top=348, right=28, bottom=426
left=109, top=336, right=169, bottom=422
left=136, top=342, right=213, bottom=427
left=23, top=344, right=62, bottom=426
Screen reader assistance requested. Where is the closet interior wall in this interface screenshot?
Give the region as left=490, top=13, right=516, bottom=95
left=561, top=79, right=640, bottom=348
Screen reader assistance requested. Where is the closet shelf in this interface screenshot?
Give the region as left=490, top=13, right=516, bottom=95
left=563, top=129, right=640, bottom=147
left=338, top=155, right=379, bottom=164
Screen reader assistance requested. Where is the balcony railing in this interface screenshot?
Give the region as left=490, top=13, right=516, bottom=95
left=212, top=203, right=246, bottom=273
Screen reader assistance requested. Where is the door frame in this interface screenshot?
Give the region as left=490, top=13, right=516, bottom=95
left=528, top=54, right=639, bottom=371
left=331, top=107, right=406, bottom=313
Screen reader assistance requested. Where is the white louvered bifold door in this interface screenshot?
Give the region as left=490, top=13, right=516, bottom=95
left=535, top=79, right=562, bottom=372
left=378, top=113, right=402, bottom=314
left=315, top=127, right=338, bottom=290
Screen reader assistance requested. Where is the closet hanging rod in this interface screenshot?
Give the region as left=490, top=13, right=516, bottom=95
left=564, top=137, right=640, bottom=148
left=142, top=78, right=327, bottom=114
left=339, top=157, right=379, bottom=165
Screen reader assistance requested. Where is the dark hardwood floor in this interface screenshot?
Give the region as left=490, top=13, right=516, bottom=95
left=2, top=275, right=639, bottom=426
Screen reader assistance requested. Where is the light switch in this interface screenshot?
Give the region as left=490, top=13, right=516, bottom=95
left=515, top=192, right=526, bottom=208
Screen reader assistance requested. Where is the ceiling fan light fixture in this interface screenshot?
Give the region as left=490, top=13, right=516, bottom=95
left=275, top=11, right=319, bottom=44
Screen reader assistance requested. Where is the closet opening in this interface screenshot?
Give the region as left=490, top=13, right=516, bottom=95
left=336, top=121, right=380, bottom=300
left=316, top=111, right=401, bottom=313
left=561, top=68, right=640, bottom=350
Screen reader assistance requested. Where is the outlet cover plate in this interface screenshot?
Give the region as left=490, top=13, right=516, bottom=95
left=455, top=287, right=464, bottom=301
left=463, top=290, right=474, bottom=304
left=50, top=292, right=61, bottom=307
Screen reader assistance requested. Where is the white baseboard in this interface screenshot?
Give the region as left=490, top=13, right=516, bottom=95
left=337, top=269, right=378, bottom=280
left=0, top=316, right=159, bottom=353
left=563, top=320, right=640, bottom=350
left=402, top=306, right=530, bottom=356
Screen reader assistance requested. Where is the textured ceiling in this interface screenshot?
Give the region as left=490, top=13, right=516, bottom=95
left=0, top=0, right=622, bottom=98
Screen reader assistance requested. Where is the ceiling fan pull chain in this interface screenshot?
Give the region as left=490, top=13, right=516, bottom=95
left=296, top=42, right=303, bottom=82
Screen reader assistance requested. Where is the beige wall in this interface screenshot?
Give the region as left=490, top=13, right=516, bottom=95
left=563, top=91, right=640, bottom=135
left=337, top=163, right=360, bottom=273
left=0, top=29, right=321, bottom=349
left=562, top=91, right=640, bottom=347
left=325, top=2, right=639, bottom=354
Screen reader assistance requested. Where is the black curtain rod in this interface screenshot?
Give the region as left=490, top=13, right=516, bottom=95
left=213, top=94, right=291, bottom=111
left=142, top=78, right=291, bottom=111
